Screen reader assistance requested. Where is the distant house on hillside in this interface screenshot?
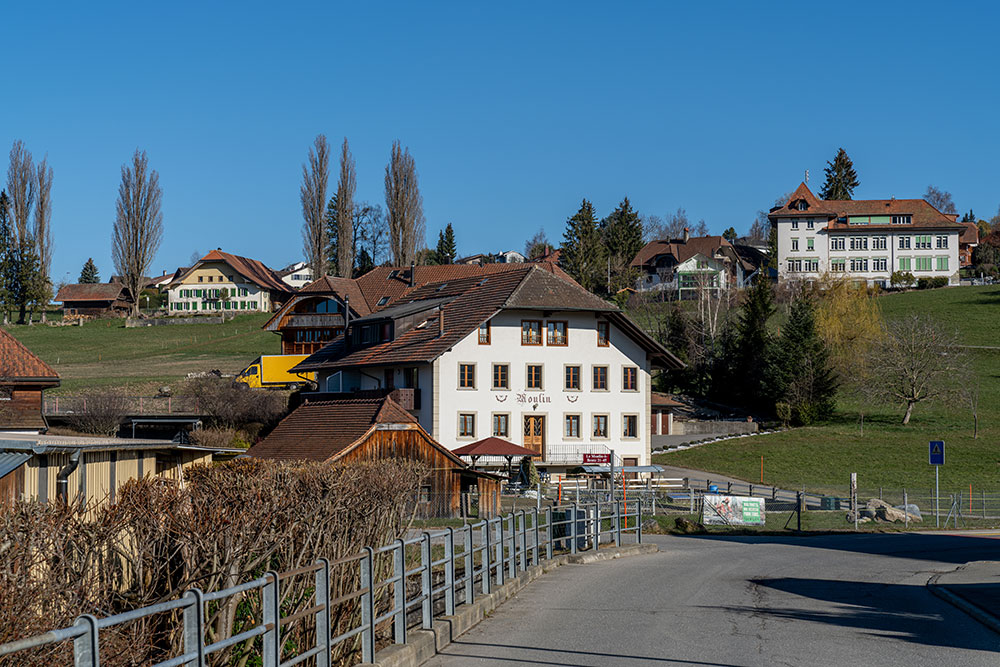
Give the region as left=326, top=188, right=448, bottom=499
left=263, top=275, right=370, bottom=355
left=0, top=329, right=60, bottom=434
left=165, top=249, right=292, bottom=314
left=631, top=229, right=754, bottom=298
left=248, top=396, right=501, bottom=517
left=56, top=283, right=134, bottom=317
left=456, top=250, right=526, bottom=265
left=277, top=261, right=314, bottom=290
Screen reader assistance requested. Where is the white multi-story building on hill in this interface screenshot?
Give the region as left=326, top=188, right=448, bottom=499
left=293, top=265, right=683, bottom=473
left=769, top=183, right=964, bottom=287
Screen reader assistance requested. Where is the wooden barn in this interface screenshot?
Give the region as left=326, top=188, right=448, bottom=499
left=56, top=283, right=134, bottom=317
left=248, top=396, right=501, bottom=518
left=0, top=328, right=60, bottom=434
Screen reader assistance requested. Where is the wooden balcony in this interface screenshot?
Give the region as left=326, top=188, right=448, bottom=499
left=282, top=313, right=345, bottom=329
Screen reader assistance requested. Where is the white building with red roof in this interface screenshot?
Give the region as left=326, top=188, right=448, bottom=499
left=165, top=249, right=292, bottom=313
left=769, top=183, right=964, bottom=286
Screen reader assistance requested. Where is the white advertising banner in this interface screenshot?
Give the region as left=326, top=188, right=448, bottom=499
left=702, top=494, right=766, bottom=526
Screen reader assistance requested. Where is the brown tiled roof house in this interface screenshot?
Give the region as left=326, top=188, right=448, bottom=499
left=56, top=283, right=134, bottom=317
left=0, top=329, right=60, bottom=433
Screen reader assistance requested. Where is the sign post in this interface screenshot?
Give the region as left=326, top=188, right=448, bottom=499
left=929, top=441, right=945, bottom=528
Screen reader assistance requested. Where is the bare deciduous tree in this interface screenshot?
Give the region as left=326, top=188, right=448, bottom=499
left=112, top=149, right=163, bottom=317
left=384, top=140, right=425, bottom=266
left=865, top=315, right=964, bottom=425
left=33, top=157, right=53, bottom=321
left=335, top=138, right=356, bottom=277
left=300, top=135, right=331, bottom=279
left=6, top=141, right=34, bottom=242
left=923, top=185, right=957, bottom=215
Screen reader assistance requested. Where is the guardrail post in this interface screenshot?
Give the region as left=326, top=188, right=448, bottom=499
left=445, top=528, right=456, bottom=616
left=518, top=511, right=527, bottom=572
left=506, top=513, right=516, bottom=579
left=420, top=532, right=432, bottom=630
left=392, top=539, right=406, bottom=644
left=482, top=521, right=492, bottom=595
left=180, top=588, right=205, bottom=667
left=531, top=508, right=540, bottom=566
left=463, top=524, right=474, bottom=605
left=361, top=547, right=375, bottom=663
left=495, top=518, right=505, bottom=587
left=262, top=572, right=280, bottom=667
left=637, top=497, right=643, bottom=543
left=570, top=504, right=579, bottom=554
left=544, top=507, right=553, bottom=561
left=796, top=492, right=803, bottom=532
left=689, top=490, right=694, bottom=514
left=592, top=503, right=600, bottom=551
left=72, top=614, right=100, bottom=667
left=615, top=500, right=622, bottom=545
left=315, top=559, right=331, bottom=667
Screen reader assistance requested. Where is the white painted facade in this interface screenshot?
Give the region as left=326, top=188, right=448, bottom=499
left=166, top=260, right=273, bottom=313
left=775, top=216, right=960, bottom=286
left=637, top=253, right=742, bottom=295
left=320, top=309, right=652, bottom=469
left=279, top=262, right=314, bottom=290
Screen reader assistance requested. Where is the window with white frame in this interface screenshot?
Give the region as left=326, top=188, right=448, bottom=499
left=898, top=236, right=911, bottom=249
left=850, top=258, right=869, bottom=272
left=872, top=257, right=887, bottom=272
left=935, top=235, right=949, bottom=249
left=791, top=238, right=799, bottom=252
left=850, top=237, right=868, bottom=251
left=872, top=236, right=887, bottom=250
left=831, top=237, right=845, bottom=251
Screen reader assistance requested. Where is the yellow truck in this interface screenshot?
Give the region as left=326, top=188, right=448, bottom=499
left=236, top=355, right=316, bottom=390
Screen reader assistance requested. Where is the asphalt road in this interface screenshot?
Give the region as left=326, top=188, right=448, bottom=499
left=424, top=531, right=1000, bottom=667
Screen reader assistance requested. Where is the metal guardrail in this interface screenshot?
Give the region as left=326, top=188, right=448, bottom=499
left=0, top=500, right=643, bottom=666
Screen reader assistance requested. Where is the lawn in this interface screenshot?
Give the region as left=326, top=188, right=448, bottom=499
left=655, top=285, right=1000, bottom=497
left=4, top=313, right=278, bottom=394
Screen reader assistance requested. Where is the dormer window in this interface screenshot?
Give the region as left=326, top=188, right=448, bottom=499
left=388, top=270, right=399, bottom=279
left=795, top=200, right=808, bottom=211
left=377, top=296, right=389, bottom=307
left=891, top=215, right=912, bottom=225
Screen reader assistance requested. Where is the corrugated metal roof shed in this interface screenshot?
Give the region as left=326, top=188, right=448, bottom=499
left=0, top=451, right=31, bottom=479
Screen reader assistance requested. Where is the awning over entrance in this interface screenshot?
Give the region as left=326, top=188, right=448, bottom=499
left=570, top=464, right=666, bottom=474
left=452, top=437, right=539, bottom=458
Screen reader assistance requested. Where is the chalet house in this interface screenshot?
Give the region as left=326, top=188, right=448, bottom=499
left=456, top=250, right=526, bottom=265
left=770, top=183, right=964, bottom=286
left=0, top=434, right=240, bottom=507
left=165, top=250, right=292, bottom=314
left=0, top=329, right=60, bottom=434
left=631, top=230, right=754, bottom=297
left=292, top=265, right=684, bottom=474
left=247, top=396, right=501, bottom=517
left=960, top=222, right=979, bottom=268
left=263, top=276, right=370, bottom=355
left=56, top=283, right=134, bottom=317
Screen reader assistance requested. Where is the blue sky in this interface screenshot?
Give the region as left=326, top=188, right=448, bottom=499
left=3, top=1, right=998, bottom=284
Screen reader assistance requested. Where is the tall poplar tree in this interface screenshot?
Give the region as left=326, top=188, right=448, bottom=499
left=0, top=191, right=12, bottom=323
left=384, top=140, right=425, bottom=266
left=560, top=198, right=604, bottom=293
left=300, top=135, right=330, bottom=279
left=335, top=138, right=356, bottom=277
left=819, top=148, right=860, bottom=200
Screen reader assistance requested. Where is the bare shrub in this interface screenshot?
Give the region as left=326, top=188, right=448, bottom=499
left=0, top=458, right=426, bottom=666
left=63, top=389, right=129, bottom=435
left=185, top=376, right=287, bottom=431
left=188, top=427, right=245, bottom=449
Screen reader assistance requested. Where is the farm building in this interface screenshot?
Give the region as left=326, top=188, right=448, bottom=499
left=0, top=329, right=60, bottom=434
left=0, top=434, right=241, bottom=507
left=247, top=396, right=501, bottom=518
left=55, top=283, right=134, bottom=317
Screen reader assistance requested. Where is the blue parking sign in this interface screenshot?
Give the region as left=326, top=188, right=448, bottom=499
left=929, top=441, right=945, bottom=466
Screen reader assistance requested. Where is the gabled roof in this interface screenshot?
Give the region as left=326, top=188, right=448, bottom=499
left=246, top=396, right=461, bottom=463
left=960, top=222, right=979, bottom=245
left=0, top=329, right=59, bottom=383
left=451, top=437, right=539, bottom=457
left=295, top=265, right=684, bottom=372
left=169, top=250, right=291, bottom=293
left=261, top=275, right=371, bottom=331
left=55, top=283, right=132, bottom=303
left=631, top=236, right=752, bottom=272
left=768, top=182, right=966, bottom=232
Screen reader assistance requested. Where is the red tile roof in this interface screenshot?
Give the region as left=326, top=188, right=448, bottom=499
left=55, top=283, right=132, bottom=303
left=960, top=222, right=979, bottom=245
left=0, top=329, right=59, bottom=382
left=299, top=275, right=371, bottom=315
left=769, top=182, right=965, bottom=232
left=172, top=250, right=291, bottom=293
left=631, top=235, right=750, bottom=271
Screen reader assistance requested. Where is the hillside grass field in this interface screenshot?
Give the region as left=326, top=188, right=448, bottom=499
left=4, top=313, right=278, bottom=395
left=655, top=285, right=1000, bottom=496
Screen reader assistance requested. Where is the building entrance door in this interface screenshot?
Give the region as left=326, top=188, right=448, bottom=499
left=523, top=415, right=545, bottom=458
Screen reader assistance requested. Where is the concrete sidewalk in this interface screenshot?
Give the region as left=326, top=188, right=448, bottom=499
left=930, top=560, right=1000, bottom=634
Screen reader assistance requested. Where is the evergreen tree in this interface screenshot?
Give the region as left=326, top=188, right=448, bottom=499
left=819, top=148, right=860, bottom=200
left=355, top=247, right=375, bottom=275
left=960, top=209, right=975, bottom=223
left=730, top=274, right=778, bottom=410
left=435, top=223, right=457, bottom=264
left=324, top=194, right=339, bottom=275
left=11, top=231, right=43, bottom=324
left=560, top=199, right=604, bottom=293
left=599, top=197, right=644, bottom=293
left=79, top=258, right=100, bottom=283
left=722, top=227, right=738, bottom=242
left=777, top=295, right=838, bottom=424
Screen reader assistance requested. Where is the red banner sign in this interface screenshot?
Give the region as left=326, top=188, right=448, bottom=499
left=582, top=453, right=611, bottom=464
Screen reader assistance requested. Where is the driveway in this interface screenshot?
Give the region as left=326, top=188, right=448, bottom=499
left=424, top=531, right=1000, bottom=666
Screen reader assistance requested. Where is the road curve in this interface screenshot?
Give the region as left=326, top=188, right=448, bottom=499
left=424, top=531, right=1000, bottom=667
